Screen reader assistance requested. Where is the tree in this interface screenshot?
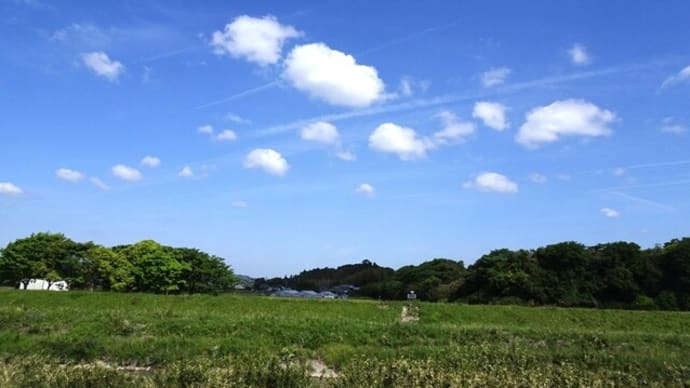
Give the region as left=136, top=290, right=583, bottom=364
left=535, top=242, right=596, bottom=306
left=119, top=240, right=190, bottom=294
left=174, top=248, right=235, bottom=294
left=659, top=238, right=690, bottom=309
left=453, top=249, right=542, bottom=304
left=81, top=245, right=134, bottom=291
left=0, top=233, right=79, bottom=289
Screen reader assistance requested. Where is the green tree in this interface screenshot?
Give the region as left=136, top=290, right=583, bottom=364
left=0, top=233, right=79, bottom=289
left=120, top=240, right=191, bottom=294
left=659, top=238, right=690, bottom=309
left=174, top=248, right=235, bottom=294
left=82, top=245, right=134, bottom=291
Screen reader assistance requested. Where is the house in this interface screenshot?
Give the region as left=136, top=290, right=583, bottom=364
left=20, top=279, right=69, bottom=291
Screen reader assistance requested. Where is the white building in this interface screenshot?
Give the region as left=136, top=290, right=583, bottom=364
left=20, top=279, right=69, bottom=291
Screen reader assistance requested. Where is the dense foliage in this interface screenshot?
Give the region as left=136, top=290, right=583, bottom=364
left=2, top=232, right=689, bottom=310
left=0, top=233, right=235, bottom=294
left=269, top=238, right=690, bottom=310
left=0, top=292, right=688, bottom=386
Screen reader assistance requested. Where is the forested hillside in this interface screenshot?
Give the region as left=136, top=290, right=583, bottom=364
left=259, top=239, right=690, bottom=310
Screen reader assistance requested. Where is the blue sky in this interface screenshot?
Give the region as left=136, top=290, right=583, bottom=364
left=1, top=0, right=689, bottom=277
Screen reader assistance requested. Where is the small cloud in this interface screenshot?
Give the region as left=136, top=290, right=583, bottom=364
left=434, top=111, right=476, bottom=143
left=397, top=76, right=429, bottom=98
left=141, top=156, right=161, bottom=168
left=661, top=65, right=690, bottom=88
left=244, top=148, right=289, bottom=176
left=89, top=177, right=110, bottom=191
left=216, top=129, right=237, bottom=142
left=211, top=15, right=301, bottom=66
left=81, top=51, right=124, bottom=81
left=0, top=182, right=23, bottom=196
left=56, top=168, right=84, bottom=182
left=568, top=43, right=591, bottom=65
left=399, top=77, right=413, bottom=97
left=178, top=166, right=194, bottom=178
left=516, top=99, right=615, bottom=148
left=600, top=207, right=620, bottom=218
left=112, top=164, right=142, bottom=182
left=661, top=118, right=688, bottom=135
left=226, top=113, right=251, bottom=125
left=231, top=200, right=247, bottom=208
left=300, top=121, right=339, bottom=145
left=612, top=167, right=626, bottom=176
left=141, top=66, right=153, bottom=83
left=335, top=150, right=356, bottom=161
left=529, top=173, right=547, bottom=183
left=198, top=125, right=214, bottom=134
left=464, top=172, right=518, bottom=193
left=355, top=183, right=375, bottom=197
left=369, top=122, right=430, bottom=160
left=480, top=67, right=511, bottom=87
left=472, top=101, right=509, bottom=131
left=283, top=42, right=386, bottom=108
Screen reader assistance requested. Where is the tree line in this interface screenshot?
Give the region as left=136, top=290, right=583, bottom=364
left=0, top=233, right=235, bottom=294
left=256, top=238, right=690, bottom=310
left=2, top=232, right=689, bottom=310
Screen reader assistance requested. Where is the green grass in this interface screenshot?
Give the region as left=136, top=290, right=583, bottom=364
left=1, top=291, right=689, bottom=387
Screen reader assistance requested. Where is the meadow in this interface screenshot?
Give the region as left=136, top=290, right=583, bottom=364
left=0, top=290, right=689, bottom=387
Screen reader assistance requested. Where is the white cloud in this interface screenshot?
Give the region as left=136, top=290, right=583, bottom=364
left=516, top=99, right=615, bottom=148
left=399, top=77, right=413, bottom=97
left=480, top=67, right=511, bottom=87
left=0, top=182, right=23, bottom=196
left=335, top=150, right=356, bottom=161
left=231, top=200, right=247, bottom=208
left=396, top=77, right=429, bottom=98
left=355, top=183, right=375, bottom=197
left=198, top=125, right=214, bottom=134
left=369, top=122, right=430, bottom=160
left=81, top=51, right=124, bottom=81
left=56, top=168, right=84, bottom=182
left=472, top=101, right=509, bottom=131
left=612, top=167, right=626, bottom=176
left=141, top=156, right=160, bottom=168
left=529, top=173, right=547, bottom=183
left=89, top=177, right=110, bottom=191
left=464, top=172, right=518, bottom=193
left=226, top=113, right=251, bottom=125
left=211, top=15, right=301, bottom=65
left=216, top=129, right=237, bottom=141
left=111, top=164, right=142, bottom=181
left=661, top=65, right=690, bottom=88
left=434, top=111, right=476, bottom=143
left=568, top=44, right=591, bottom=65
left=244, top=148, right=289, bottom=176
left=300, top=121, right=340, bottom=145
left=178, top=166, right=194, bottom=177
left=601, top=207, right=620, bottom=218
left=661, top=124, right=688, bottom=134
left=283, top=43, right=386, bottom=108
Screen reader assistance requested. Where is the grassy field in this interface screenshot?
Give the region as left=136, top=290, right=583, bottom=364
left=1, top=291, right=689, bottom=387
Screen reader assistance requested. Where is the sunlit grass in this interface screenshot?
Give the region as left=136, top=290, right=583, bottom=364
left=0, top=291, right=688, bottom=386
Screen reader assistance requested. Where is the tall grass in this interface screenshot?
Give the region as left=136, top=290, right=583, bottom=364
left=0, top=291, right=688, bottom=386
